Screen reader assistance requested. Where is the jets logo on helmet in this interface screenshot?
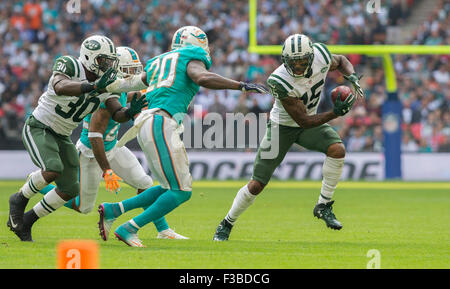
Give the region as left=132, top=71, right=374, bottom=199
left=281, top=34, right=314, bottom=78
left=116, top=46, right=143, bottom=75
left=171, top=26, right=210, bottom=55
left=79, top=35, right=119, bottom=77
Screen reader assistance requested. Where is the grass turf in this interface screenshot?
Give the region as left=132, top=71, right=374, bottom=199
left=0, top=180, right=448, bottom=269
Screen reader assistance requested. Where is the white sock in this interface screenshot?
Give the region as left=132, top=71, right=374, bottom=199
left=20, top=170, right=49, bottom=199
left=225, top=185, right=256, bottom=225
left=32, top=188, right=66, bottom=218
left=319, top=157, right=345, bottom=204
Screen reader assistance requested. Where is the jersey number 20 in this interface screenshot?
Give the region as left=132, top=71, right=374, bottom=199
left=147, top=52, right=180, bottom=92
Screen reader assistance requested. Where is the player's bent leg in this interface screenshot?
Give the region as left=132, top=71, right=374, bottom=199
left=213, top=181, right=263, bottom=241
left=214, top=121, right=297, bottom=241
left=115, top=189, right=191, bottom=246
left=77, top=152, right=103, bottom=214
left=294, top=124, right=345, bottom=230
left=19, top=138, right=80, bottom=241
left=8, top=122, right=64, bottom=240
left=98, top=185, right=168, bottom=241
left=313, top=142, right=345, bottom=230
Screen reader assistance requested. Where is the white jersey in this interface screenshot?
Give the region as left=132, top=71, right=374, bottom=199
left=32, top=55, right=118, bottom=136
left=267, top=43, right=332, bottom=127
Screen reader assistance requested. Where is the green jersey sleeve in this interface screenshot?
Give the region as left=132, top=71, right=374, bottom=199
left=52, top=55, right=80, bottom=78
left=267, top=75, right=291, bottom=99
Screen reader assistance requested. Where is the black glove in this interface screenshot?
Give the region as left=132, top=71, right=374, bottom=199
left=125, top=92, right=148, bottom=120
left=93, top=68, right=118, bottom=92
left=239, top=82, right=269, bottom=94
left=333, top=92, right=356, bottom=116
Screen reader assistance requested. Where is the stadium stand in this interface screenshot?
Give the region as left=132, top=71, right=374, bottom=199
left=0, top=0, right=448, bottom=152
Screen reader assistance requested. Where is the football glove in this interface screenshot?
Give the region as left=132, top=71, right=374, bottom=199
left=125, top=92, right=148, bottom=120
left=333, top=92, right=356, bottom=116
left=239, top=82, right=269, bottom=94
left=103, top=169, right=122, bottom=194
left=94, top=68, right=118, bottom=93
left=344, top=73, right=364, bottom=99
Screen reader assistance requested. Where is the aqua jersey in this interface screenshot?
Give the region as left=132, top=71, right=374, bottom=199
left=144, top=46, right=212, bottom=124
left=80, top=92, right=127, bottom=152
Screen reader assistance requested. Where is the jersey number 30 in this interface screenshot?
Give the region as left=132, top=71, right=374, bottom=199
left=55, top=94, right=100, bottom=122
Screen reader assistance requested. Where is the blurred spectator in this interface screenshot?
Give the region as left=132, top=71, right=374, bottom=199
left=0, top=0, right=448, bottom=152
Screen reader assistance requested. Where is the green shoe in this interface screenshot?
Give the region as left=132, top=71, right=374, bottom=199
left=213, top=219, right=233, bottom=241
left=313, top=201, right=343, bottom=230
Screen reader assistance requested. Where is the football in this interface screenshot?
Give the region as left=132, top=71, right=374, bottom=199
left=331, top=85, right=353, bottom=104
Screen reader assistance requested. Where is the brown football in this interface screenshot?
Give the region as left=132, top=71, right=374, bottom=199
left=331, top=85, right=352, bottom=104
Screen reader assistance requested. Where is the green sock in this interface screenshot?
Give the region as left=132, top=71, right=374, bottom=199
left=133, top=189, right=191, bottom=228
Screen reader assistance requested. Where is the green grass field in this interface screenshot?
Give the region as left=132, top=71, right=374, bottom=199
left=0, top=180, right=449, bottom=269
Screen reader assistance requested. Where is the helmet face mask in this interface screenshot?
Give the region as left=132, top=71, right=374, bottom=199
left=281, top=34, right=314, bottom=78
left=282, top=53, right=314, bottom=77
left=94, top=54, right=119, bottom=74
left=116, top=46, right=143, bottom=76
left=120, top=65, right=142, bottom=75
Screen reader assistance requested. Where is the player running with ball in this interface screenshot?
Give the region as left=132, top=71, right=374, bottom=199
left=98, top=26, right=268, bottom=247
left=213, top=33, right=364, bottom=241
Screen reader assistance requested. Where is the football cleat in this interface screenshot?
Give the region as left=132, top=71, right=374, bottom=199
left=7, top=192, right=29, bottom=235
left=114, top=223, right=145, bottom=247
left=98, top=203, right=117, bottom=241
left=313, top=200, right=343, bottom=230
left=213, top=219, right=233, bottom=241
left=157, top=228, right=189, bottom=240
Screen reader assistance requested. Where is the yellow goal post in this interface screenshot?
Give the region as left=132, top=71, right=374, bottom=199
left=247, top=0, right=450, bottom=92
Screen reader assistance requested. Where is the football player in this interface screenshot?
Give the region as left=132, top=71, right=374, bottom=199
left=7, top=35, right=147, bottom=242
left=97, top=26, right=268, bottom=247
left=38, top=46, right=187, bottom=240
left=213, top=33, right=364, bottom=241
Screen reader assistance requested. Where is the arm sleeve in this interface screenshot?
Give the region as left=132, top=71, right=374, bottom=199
left=267, top=76, right=290, bottom=100
left=52, top=56, right=78, bottom=78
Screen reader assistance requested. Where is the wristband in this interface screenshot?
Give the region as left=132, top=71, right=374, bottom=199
left=88, top=132, right=103, bottom=138
left=124, top=108, right=135, bottom=120
left=81, top=82, right=95, bottom=93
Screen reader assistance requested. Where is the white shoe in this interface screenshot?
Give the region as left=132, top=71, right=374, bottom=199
left=157, top=228, right=189, bottom=239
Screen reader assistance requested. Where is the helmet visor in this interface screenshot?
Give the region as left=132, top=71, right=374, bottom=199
left=286, top=54, right=313, bottom=76
left=120, top=65, right=143, bottom=75
left=95, top=54, right=119, bottom=73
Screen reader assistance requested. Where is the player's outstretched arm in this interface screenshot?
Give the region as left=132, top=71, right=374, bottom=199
left=106, top=72, right=148, bottom=94
left=88, top=108, right=112, bottom=173
left=89, top=108, right=122, bottom=194
left=330, top=54, right=364, bottom=98
left=105, top=92, right=148, bottom=123
left=53, top=67, right=117, bottom=96
left=281, top=96, right=338, bottom=129
left=187, top=60, right=268, bottom=93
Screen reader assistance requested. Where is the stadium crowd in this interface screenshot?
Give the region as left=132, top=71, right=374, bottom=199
left=0, top=0, right=448, bottom=152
